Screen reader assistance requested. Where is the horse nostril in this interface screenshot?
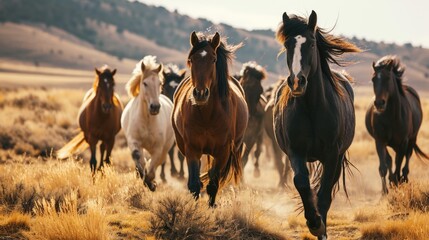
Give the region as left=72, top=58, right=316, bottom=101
left=192, top=88, right=199, bottom=97
left=203, top=88, right=209, bottom=97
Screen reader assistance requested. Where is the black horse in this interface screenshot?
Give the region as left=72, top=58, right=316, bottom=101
left=365, top=55, right=428, bottom=194
left=237, top=62, right=267, bottom=179
left=273, top=11, right=361, bottom=239
left=160, top=63, right=187, bottom=181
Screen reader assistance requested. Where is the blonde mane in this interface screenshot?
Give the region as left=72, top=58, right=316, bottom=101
left=126, top=55, right=163, bottom=97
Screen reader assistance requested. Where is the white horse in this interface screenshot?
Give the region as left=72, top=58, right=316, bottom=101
left=121, top=56, right=174, bottom=191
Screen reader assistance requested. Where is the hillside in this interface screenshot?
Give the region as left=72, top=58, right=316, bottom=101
left=0, top=0, right=428, bottom=89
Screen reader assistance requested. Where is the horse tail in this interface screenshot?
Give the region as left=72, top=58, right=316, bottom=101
left=200, top=142, right=244, bottom=189
left=56, top=131, right=89, bottom=159
left=414, top=143, right=429, bottom=160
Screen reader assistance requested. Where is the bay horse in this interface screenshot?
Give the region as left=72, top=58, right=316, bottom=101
left=57, top=66, right=123, bottom=175
left=365, top=55, right=428, bottom=194
left=274, top=11, right=361, bottom=239
left=160, top=64, right=187, bottom=181
left=121, top=56, right=175, bottom=191
left=172, top=31, right=248, bottom=207
left=237, top=61, right=267, bottom=179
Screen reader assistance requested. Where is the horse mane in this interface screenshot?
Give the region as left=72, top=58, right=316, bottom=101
left=239, top=61, right=267, bottom=81
left=93, top=65, right=114, bottom=90
left=374, top=55, right=406, bottom=96
left=275, top=14, right=361, bottom=96
left=126, top=55, right=163, bottom=98
left=188, top=32, right=242, bottom=100
left=163, top=63, right=181, bottom=76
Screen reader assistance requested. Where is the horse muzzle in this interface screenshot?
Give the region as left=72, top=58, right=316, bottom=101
left=288, top=76, right=307, bottom=97
left=374, top=99, right=386, bottom=112
left=192, top=87, right=210, bottom=105
left=149, top=103, right=161, bottom=115
left=102, top=103, right=113, bottom=113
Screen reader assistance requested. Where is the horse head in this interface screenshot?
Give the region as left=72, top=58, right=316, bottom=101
left=188, top=31, right=220, bottom=105
left=162, top=64, right=186, bottom=101
left=95, top=66, right=116, bottom=113
left=141, top=61, right=163, bottom=115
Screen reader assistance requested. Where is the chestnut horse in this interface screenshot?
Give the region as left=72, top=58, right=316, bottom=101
left=366, top=55, right=428, bottom=194
left=274, top=11, right=361, bottom=239
left=57, top=66, right=123, bottom=174
left=172, top=32, right=248, bottom=206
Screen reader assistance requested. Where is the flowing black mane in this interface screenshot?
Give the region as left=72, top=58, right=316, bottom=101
left=187, top=33, right=242, bottom=100
left=374, top=55, right=406, bottom=96
left=240, top=61, right=267, bottom=81
left=276, top=14, right=361, bottom=95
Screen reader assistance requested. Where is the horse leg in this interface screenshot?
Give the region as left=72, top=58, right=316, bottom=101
left=316, top=154, right=343, bottom=239
left=88, top=138, right=98, bottom=176
left=375, top=141, right=389, bottom=194
left=160, top=162, right=167, bottom=183
left=104, top=138, right=114, bottom=166
left=391, top=143, right=407, bottom=186
left=169, top=144, right=179, bottom=177
left=186, top=152, right=202, bottom=199
left=130, top=143, right=146, bottom=181
left=97, top=142, right=106, bottom=172
left=145, top=150, right=166, bottom=191
left=207, top=150, right=229, bottom=207
left=401, top=141, right=414, bottom=183
left=253, top=135, right=263, bottom=178
left=289, top=154, right=321, bottom=236
left=178, top=150, right=185, bottom=179
left=274, top=145, right=286, bottom=188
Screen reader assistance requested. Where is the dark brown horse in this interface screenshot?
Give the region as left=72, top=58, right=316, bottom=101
left=57, top=66, right=123, bottom=174
left=237, top=61, right=267, bottom=179
left=366, top=55, right=428, bottom=194
left=274, top=11, right=361, bottom=239
left=264, top=78, right=291, bottom=187
left=172, top=31, right=248, bottom=207
left=160, top=64, right=187, bottom=181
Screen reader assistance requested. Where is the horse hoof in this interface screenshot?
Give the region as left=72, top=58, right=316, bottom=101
left=253, top=168, right=261, bottom=178
left=307, top=218, right=326, bottom=237
left=147, top=181, right=157, bottom=192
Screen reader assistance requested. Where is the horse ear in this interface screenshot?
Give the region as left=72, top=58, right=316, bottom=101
left=156, top=63, right=163, bottom=73
left=211, top=32, right=221, bottom=51
left=282, top=12, right=290, bottom=24
left=111, top=69, right=117, bottom=76
left=179, top=69, right=186, bottom=80
left=308, top=10, right=317, bottom=33
left=141, top=61, right=145, bottom=72
left=95, top=68, right=101, bottom=75
left=190, top=31, right=199, bottom=47
left=372, top=61, right=376, bottom=70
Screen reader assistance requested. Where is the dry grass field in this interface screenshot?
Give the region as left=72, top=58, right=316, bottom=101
left=0, top=70, right=429, bottom=239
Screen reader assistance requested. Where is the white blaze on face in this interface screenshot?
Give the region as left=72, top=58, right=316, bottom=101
left=200, top=50, right=207, bottom=58
left=291, top=35, right=307, bottom=75
left=169, top=81, right=179, bottom=88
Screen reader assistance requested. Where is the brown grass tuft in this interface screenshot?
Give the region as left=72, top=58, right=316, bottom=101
left=0, top=211, right=31, bottom=238
left=387, top=183, right=429, bottom=213
left=360, top=212, right=429, bottom=240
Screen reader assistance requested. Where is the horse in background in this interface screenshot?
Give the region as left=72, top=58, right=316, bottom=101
left=274, top=11, right=361, bottom=239
left=264, top=78, right=291, bottom=187
left=366, top=55, right=428, bottom=194
left=121, top=56, right=174, bottom=191
left=57, top=66, right=123, bottom=175
left=159, top=64, right=187, bottom=181
left=237, top=61, right=267, bottom=179
left=172, top=31, right=248, bottom=207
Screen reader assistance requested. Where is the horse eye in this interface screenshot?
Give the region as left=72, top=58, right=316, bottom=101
left=188, top=59, right=192, bottom=63
left=143, top=82, right=147, bottom=87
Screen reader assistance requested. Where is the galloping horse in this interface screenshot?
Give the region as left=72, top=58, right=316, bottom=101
left=160, top=64, right=186, bottom=180
left=274, top=11, right=361, bottom=239
left=237, top=62, right=267, bottom=178
left=172, top=32, right=248, bottom=207
left=366, top=55, right=428, bottom=194
left=121, top=56, right=174, bottom=191
left=57, top=66, right=123, bottom=174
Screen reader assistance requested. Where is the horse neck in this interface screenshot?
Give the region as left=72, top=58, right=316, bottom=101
left=303, top=60, right=328, bottom=108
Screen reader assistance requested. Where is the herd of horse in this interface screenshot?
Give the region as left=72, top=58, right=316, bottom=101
left=56, top=11, right=428, bottom=239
